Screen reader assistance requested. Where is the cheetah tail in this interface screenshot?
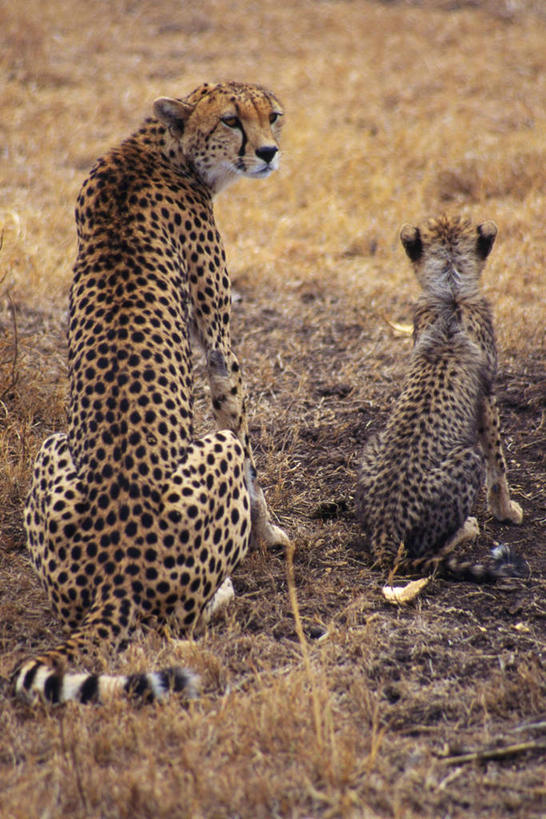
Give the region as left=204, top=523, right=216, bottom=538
left=13, top=662, right=199, bottom=705
left=444, top=543, right=527, bottom=583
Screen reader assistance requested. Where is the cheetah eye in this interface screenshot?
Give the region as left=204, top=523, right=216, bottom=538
left=221, top=115, right=240, bottom=129
left=269, top=112, right=282, bottom=125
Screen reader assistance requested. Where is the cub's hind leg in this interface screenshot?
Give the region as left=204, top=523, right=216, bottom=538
left=357, top=439, right=483, bottom=576
left=396, top=445, right=484, bottom=574
left=479, top=395, right=523, bottom=524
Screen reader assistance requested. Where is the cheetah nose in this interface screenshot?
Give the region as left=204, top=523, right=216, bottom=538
left=255, top=146, right=278, bottom=164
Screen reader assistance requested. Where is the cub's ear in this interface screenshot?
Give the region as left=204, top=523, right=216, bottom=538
left=476, top=220, right=498, bottom=259
left=400, top=224, right=423, bottom=262
left=153, top=97, right=194, bottom=137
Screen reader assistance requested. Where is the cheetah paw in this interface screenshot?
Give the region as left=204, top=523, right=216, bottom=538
left=261, top=521, right=290, bottom=549
left=202, top=577, right=235, bottom=624
left=250, top=517, right=290, bottom=550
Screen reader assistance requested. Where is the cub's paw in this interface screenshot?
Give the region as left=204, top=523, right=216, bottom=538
left=461, top=516, right=480, bottom=541
left=489, top=494, right=523, bottom=525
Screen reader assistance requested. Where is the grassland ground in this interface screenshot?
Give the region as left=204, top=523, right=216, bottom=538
left=1, top=0, right=545, bottom=816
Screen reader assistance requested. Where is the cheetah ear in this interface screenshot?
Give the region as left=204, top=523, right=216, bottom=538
left=400, top=225, right=423, bottom=262
left=476, top=221, right=498, bottom=259
left=153, top=97, right=194, bottom=138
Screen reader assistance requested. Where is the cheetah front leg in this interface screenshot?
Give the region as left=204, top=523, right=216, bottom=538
left=479, top=395, right=523, bottom=523
left=205, top=346, right=289, bottom=549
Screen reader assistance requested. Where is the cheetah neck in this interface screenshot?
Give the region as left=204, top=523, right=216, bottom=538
left=134, top=118, right=229, bottom=197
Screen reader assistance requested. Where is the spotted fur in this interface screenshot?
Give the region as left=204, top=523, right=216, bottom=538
left=356, top=215, right=523, bottom=581
left=14, top=81, right=288, bottom=704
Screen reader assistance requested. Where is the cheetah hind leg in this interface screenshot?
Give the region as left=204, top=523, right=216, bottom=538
left=419, top=516, right=480, bottom=573
left=17, top=433, right=197, bottom=705
left=409, top=446, right=523, bottom=580
left=161, top=430, right=253, bottom=633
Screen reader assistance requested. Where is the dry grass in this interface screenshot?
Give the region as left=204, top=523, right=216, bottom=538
left=1, top=0, right=545, bottom=816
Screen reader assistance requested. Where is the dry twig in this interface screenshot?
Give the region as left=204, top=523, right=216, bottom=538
left=439, top=739, right=546, bottom=765
left=286, top=540, right=324, bottom=749
left=0, top=290, right=19, bottom=401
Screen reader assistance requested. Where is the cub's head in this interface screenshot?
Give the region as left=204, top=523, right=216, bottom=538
left=400, top=214, right=497, bottom=298
left=153, top=81, right=284, bottom=194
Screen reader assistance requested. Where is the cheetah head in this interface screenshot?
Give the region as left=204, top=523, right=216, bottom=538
left=153, top=81, right=284, bottom=194
left=400, top=215, right=497, bottom=298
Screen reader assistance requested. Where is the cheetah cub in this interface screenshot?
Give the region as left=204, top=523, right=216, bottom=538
left=356, top=215, right=523, bottom=581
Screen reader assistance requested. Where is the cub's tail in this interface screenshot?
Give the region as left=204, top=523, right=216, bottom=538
left=443, top=542, right=526, bottom=584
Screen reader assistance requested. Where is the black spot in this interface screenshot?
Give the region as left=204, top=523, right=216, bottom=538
left=22, top=664, right=39, bottom=692
left=79, top=675, right=99, bottom=703
left=125, top=673, right=151, bottom=700
left=44, top=673, right=61, bottom=704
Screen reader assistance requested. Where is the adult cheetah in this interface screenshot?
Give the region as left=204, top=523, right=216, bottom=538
left=356, top=215, right=523, bottom=581
left=14, top=81, right=289, bottom=704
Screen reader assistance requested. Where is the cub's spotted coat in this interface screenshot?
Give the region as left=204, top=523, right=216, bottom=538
left=356, top=215, right=523, bottom=581
left=15, top=81, right=288, bottom=704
